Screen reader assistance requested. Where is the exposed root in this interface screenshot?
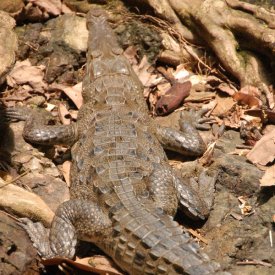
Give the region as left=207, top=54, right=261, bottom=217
left=133, top=0, right=275, bottom=107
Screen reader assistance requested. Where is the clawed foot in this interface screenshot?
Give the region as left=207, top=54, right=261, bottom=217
left=189, top=170, right=217, bottom=213
left=180, top=109, right=213, bottom=131
left=176, top=170, right=217, bottom=220
left=19, top=218, right=54, bottom=259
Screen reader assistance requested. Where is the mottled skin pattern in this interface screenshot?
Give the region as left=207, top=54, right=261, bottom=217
left=5, top=9, right=229, bottom=275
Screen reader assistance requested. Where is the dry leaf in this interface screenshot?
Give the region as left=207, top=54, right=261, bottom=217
left=45, top=102, right=56, bottom=112
left=123, top=46, right=138, bottom=66
left=238, top=196, right=254, bottom=216
left=217, top=83, right=236, bottom=96
left=260, top=165, right=275, bottom=186
left=58, top=102, right=71, bottom=125
left=245, top=109, right=275, bottom=124
left=233, top=86, right=262, bottom=108
left=212, top=94, right=235, bottom=116
left=0, top=178, right=54, bottom=226
left=29, top=0, right=63, bottom=15
left=7, top=59, right=47, bottom=92
left=43, top=256, right=122, bottom=275
left=62, top=160, right=71, bottom=187
left=246, top=128, right=275, bottom=165
left=173, top=64, right=189, bottom=82
left=133, top=56, right=159, bottom=88
left=156, top=81, right=191, bottom=115
left=51, top=83, right=83, bottom=109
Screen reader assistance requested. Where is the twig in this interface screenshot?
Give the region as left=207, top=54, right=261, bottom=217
left=236, top=259, right=272, bottom=267
left=0, top=169, right=30, bottom=188
left=270, top=230, right=273, bottom=248
left=0, top=209, right=21, bottom=222
left=188, top=228, right=208, bottom=244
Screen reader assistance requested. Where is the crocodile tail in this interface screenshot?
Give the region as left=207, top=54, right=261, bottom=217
left=99, top=205, right=222, bottom=275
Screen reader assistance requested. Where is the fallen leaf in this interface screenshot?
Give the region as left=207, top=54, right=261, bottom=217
left=62, top=160, right=71, bottom=187
left=260, top=165, right=275, bottom=186
left=246, top=128, right=275, bottom=165
left=0, top=177, right=54, bottom=227
left=45, top=102, right=56, bottom=112
left=238, top=196, right=254, bottom=216
left=51, top=82, right=83, bottom=109
left=133, top=56, right=159, bottom=88
left=233, top=85, right=262, bottom=108
left=173, top=64, right=189, bottom=81
left=43, top=256, right=122, bottom=275
left=245, top=109, right=275, bottom=124
left=7, top=59, right=47, bottom=92
left=29, top=0, right=63, bottom=16
left=58, top=102, right=71, bottom=125
left=156, top=81, right=191, bottom=115
left=123, top=46, right=138, bottom=66
left=217, top=82, right=236, bottom=96
left=211, top=94, right=235, bottom=116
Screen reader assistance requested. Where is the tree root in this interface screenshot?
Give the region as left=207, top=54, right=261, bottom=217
left=134, top=0, right=275, bottom=107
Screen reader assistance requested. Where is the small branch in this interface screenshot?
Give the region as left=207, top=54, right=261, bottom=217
left=187, top=228, right=209, bottom=244
left=236, top=259, right=272, bottom=267
left=226, top=0, right=275, bottom=28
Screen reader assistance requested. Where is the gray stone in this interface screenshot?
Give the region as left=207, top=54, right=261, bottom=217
left=0, top=11, right=18, bottom=85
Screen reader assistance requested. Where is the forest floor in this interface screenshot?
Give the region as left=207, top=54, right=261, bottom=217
left=0, top=1, right=274, bottom=274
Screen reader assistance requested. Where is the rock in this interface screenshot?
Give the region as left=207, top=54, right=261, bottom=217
left=0, top=212, right=38, bottom=275
left=26, top=95, right=46, bottom=106
left=33, top=14, right=88, bottom=83
left=4, top=122, right=70, bottom=213
left=16, top=23, right=43, bottom=60
left=0, top=11, right=18, bottom=85
left=0, top=0, right=24, bottom=15
left=48, top=14, right=88, bottom=52
left=212, top=153, right=263, bottom=196
left=203, top=192, right=275, bottom=273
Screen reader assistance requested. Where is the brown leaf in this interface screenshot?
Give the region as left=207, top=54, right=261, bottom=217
left=43, top=256, right=122, bottom=275
left=212, top=94, right=235, bottom=116
left=260, top=165, right=275, bottom=187
left=61, top=160, right=71, bottom=187
left=30, top=0, right=63, bottom=16
left=246, top=128, right=275, bottom=165
left=233, top=85, right=262, bottom=108
left=217, top=82, right=236, bottom=96
left=0, top=178, right=54, bottom=227
left=7, top=59, right=47, bottom=92
left=245, top=109, right=275, bottom=124
left=58, top=103, right=71, bottom=125
left=51, top=83, right=83, bottom=109
left=123, top=46, right=138, bottom=66
left=156, top=81, right=191, bottom=115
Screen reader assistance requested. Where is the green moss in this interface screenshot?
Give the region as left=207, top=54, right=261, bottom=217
left=115, top=20, right=162, bottom=62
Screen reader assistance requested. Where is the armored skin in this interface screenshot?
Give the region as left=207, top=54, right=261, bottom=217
left=6, top=9, right=228, bottom=275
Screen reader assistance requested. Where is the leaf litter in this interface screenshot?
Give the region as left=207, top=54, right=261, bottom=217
left=1, top=14, right=275, bottom=275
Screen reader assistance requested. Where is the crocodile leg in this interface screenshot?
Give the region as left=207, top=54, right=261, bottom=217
left=147, top=162, right=211, bottom=220
left=155, top=110, right=209, bottom=157
left=147, top=163, right=179, bottom=216
left=4, top=107, right=78, bottom=146
left=173, top=173, right=215, bottom=220
left=21, top=199, right=112, bottom=259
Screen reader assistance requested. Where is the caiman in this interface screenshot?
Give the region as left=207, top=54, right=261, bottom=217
left=5, top=9, right=229, bottom=275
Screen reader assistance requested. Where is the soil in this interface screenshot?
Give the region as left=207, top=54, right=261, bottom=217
left=0, top=4, right=274, bottom=275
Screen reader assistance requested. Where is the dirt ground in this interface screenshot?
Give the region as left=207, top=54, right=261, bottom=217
left=0, top=1, right=274, bottom=274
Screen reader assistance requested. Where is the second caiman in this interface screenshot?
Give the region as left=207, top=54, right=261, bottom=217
left=6, top=9, right=229, bottom=275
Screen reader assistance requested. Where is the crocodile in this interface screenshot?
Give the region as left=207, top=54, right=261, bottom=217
left=5, top=9, right=228, bottom=275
